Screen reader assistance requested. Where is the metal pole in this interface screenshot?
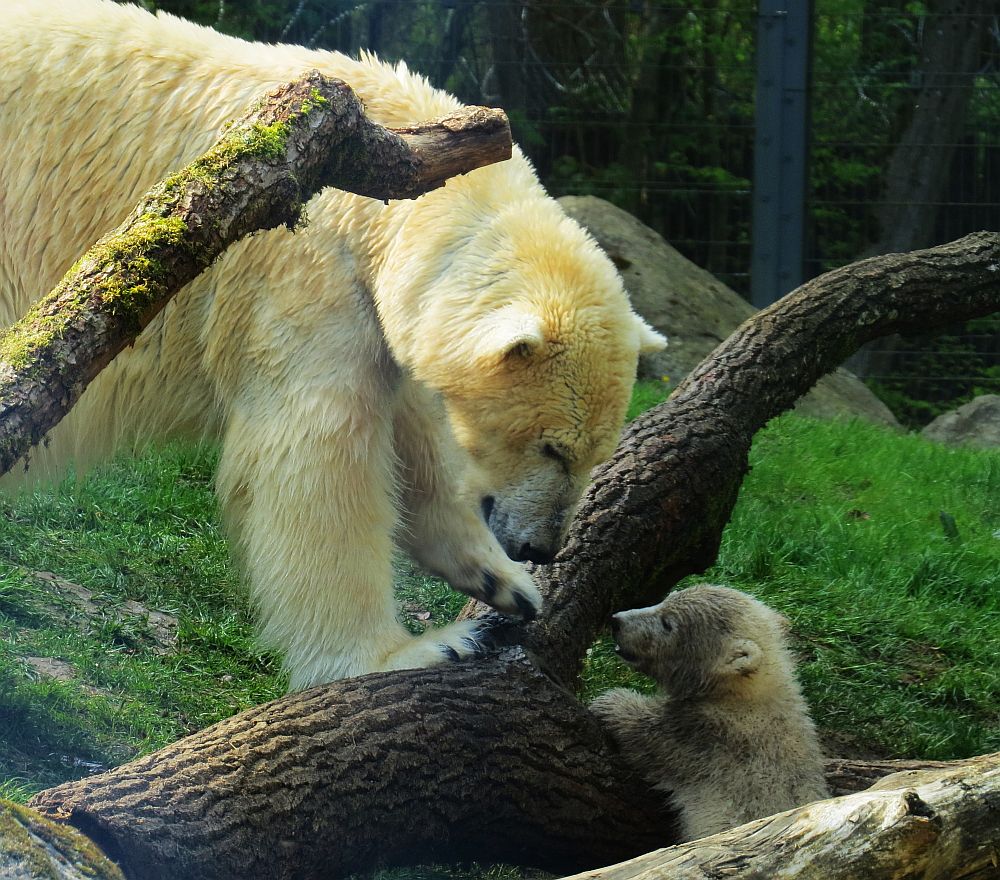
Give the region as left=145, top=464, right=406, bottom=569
left=751, top=0, right=813, bottom=308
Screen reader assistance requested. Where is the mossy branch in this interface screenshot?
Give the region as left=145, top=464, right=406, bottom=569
left=0, top=71, right=511, bottom=476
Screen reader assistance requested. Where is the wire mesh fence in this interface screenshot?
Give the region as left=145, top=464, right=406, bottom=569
left=150, top=1, right=1000, bottom=424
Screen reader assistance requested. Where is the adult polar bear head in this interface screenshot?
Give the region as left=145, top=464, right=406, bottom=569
left=2, top=0, right=666, bottom=685
left=377, top=177, right=665, bottom=564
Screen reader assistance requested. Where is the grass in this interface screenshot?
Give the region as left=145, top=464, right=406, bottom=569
left=703, top=412, right=1000, bottom=759
left=0, top=445, right=283, bottom=796
left=0, top=382, right=997, bottom=804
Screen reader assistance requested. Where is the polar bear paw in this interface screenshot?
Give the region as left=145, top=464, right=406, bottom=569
left=381, top=619, right=485, bottom=671
left=470, top=562, right=542, bottom=621
left=414, top=542, right=543, bottom=621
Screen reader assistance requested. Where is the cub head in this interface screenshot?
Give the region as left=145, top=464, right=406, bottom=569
left=404, top=198, right=665, bottom=563
left=610, top=585, right=792, bottom=700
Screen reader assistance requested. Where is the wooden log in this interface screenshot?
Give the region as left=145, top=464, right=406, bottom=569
left=31, top=652, right=676, bottom=880
left=468, top=232, right=1000, bottom=688
left=556, top=751, right=1000, bottom=880
left=0, top=798, right=124, bottom=879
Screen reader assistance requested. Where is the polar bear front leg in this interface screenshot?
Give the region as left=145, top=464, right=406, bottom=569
left=217, top=400, right=482, bottom=691
left=393, top=379, right=542, bottom=619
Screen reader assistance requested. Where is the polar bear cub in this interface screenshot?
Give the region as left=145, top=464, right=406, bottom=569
left=590, top=585, right=829, bottom=840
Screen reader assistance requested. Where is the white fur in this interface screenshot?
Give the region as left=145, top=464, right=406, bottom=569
left=1, top=0, right=665, bottom=688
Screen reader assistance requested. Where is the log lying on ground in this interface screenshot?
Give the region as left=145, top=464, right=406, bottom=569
left=560, top=752, right=1000, bottom=880
left=32, top=652, right=673, bottom=880
left=29, top=234, right=1000, bottom=880
left=0, top=71, right=510, bottom=476
left=824, top=756, right=958, bottom=798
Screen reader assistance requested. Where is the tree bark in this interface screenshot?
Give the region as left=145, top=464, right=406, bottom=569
left=823, top=756, right=959, bottom=798
left=27, top=233, right=1000, bottom=879
left=482, top=231, right=1000, bottom=688
left=0, top=798, right=124, bottom=879
left=31, top=652, right=675, bottom=880
left=0, top=71, right=510, bottom=477
left=559, top=752, right=1000, bottom=880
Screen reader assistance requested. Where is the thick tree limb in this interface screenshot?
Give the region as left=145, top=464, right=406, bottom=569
left=0, top=799, right=124, bottom=879
left=27, top=235, right=1000, bottom=879
left=823, top=756, right=959, bottom=798
left=0, top=71, right=510, bottom=476
left=559, top=752, right=1000, bottom=880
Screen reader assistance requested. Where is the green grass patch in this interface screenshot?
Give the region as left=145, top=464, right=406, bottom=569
left=701, top=413, right=999, bottom=759
left=0, top=384, right=997, bottom=802
left=0, top=444, right=283, bottom=798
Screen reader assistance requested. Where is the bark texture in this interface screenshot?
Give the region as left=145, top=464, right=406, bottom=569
left=26, top=234, right=1000, bottom=880
left=482, top=231, right=1000, bottom=687
left=559, top=752, right=1000, bottom=880
left=0, top=71, right=510, bottom=477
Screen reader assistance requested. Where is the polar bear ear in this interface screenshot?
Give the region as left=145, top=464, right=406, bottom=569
left=718, top=637, right=763, bottom=678
left=634, top=315, right=667, bottom=353
left=480, top=305, right=546, bottom=363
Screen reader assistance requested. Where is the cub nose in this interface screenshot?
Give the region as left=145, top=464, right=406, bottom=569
left=610, top=614, right=622, bottom=636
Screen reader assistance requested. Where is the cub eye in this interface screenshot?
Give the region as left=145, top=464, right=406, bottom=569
left=661, top=618, right=673, bottom=633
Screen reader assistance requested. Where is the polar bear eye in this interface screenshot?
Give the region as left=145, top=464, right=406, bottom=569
left=661, top=618, right=673, bottom=633
left=541, top=442, right=569, bottom=469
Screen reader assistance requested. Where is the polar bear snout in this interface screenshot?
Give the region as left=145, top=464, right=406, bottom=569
left=483, top=495, right=563, bottom=565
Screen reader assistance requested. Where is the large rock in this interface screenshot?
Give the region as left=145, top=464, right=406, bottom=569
left=921, top=395, right=1000, bottom=448
left=559, top=196, right=899, bottom=427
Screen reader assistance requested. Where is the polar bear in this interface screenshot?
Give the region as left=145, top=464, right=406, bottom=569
left=0, top=1, right=665, bottom=688
left=590, top=585, right=828, bottom=840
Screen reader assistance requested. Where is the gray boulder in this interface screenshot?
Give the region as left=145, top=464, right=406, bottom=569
left=559, top=195, right=899, bottom=428
left=922, top=395, right=1000, bottom=448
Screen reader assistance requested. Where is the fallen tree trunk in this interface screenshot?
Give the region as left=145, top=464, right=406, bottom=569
left=560, top=751, right=1000, bottom=880
left=28, top=234, right=1000, bottom=879
left=31, top=652, right=672, bottom=880
left=823, top=756, right=959, bottom=798
left=0, top=70, right=510, bottom=476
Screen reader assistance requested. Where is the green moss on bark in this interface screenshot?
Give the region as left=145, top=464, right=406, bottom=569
left=0, top=215, right=189, bottom=372
left=1, top=799, right=124, bottom=879
left=0, top=88, right=325, bottom=378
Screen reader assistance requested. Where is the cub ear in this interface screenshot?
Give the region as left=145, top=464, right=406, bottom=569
left=719, top=637, right=763, bottom=677
left=634, top=315, right=667, bottom=353
left=479, top=305, right=546, bottom=362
